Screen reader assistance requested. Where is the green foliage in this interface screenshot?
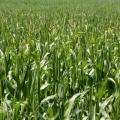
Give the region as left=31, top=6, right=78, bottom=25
left=0, top=0, right=120, bottom=119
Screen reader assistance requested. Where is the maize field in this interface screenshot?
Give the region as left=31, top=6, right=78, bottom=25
left=0, top=0, right=120, bottom=119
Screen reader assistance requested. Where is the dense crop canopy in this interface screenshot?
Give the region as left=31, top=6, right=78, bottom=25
left=0, top=1, right=120, bottom=119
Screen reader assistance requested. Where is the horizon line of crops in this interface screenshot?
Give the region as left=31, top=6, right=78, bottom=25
left=0, top=11, right=120, bottom=119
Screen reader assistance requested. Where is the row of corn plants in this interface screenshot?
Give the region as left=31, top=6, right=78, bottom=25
left=0, top=10, right=120, bottom=119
